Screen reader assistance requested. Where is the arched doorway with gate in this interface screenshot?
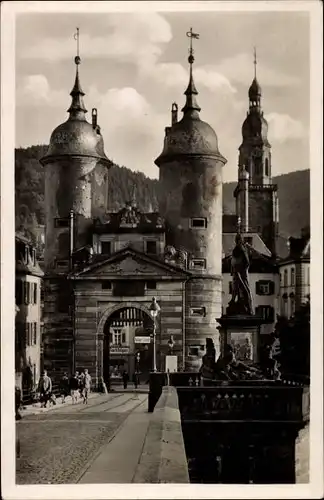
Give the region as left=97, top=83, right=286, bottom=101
left=101, top=304, right=155, bottom=388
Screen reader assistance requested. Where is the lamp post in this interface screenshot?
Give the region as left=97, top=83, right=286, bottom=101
left=149, top=297, right=160, bottom=372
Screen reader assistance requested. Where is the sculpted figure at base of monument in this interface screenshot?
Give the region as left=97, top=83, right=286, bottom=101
left=199, top=339, right=282, bottom=383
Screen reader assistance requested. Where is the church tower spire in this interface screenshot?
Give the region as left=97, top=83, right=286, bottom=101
left=248, top=47, right=262, bottom=112
left=181, top=28, right=201, bottom=116
left=67, top=28, right=87, bottom=120
left=235, top=49, right=279, bottom=256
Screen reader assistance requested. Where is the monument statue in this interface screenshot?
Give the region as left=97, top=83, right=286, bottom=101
left=199, top=338, right=217, bottom=384
left=228, top=232, right=254, bottom=315
left=200, top=339, right=269, bottom=383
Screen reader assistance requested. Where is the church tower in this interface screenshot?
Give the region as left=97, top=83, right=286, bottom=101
left=155, top=29, right=227, bottom=367
left=235, top=49, right=279, bottom=254
left=40, top=30, right=110, bottom=374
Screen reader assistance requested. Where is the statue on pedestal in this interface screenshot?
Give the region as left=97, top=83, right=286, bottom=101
left=228, top=232, right=254, bottom=315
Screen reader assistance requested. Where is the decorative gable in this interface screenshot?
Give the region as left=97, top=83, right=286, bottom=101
left=70, top=248, right=190, bottom=280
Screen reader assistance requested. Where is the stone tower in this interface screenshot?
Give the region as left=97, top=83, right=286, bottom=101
left=235, top=51, right=279, bottom=254
left=40, top=46, right=110, bottom=375
left=155, top=31, right=227, bottom=367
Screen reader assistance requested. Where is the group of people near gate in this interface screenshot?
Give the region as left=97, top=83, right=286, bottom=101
left=17, top=369, right=92, bottom=413
left=59, top=370, right=92, bottom=405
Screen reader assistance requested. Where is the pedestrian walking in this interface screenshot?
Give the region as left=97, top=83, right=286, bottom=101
left=59, top=372, right=69, bottom=403
left=122, top=370, right=129, bottom=389
left=69, top=372, right=80, bottom=404
left=82, top=369, right=92, bottom=404
left=132, top=372, right=139, bottom=389
left=78, top=370, right=85, bottom=400
left=15, top=385, right=22, bottom=420
left=37, top=370, right=52, bottom=408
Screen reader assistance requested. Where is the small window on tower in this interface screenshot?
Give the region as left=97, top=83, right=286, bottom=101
left=146, top=241, right=157, bottom=254
left=190, top=259, right=206, bottom=270
left=54, top=218, right=69, bottom=228
left=146, top=281, right=156, bottom=290
left=190, top=218, right=207, bottom=229
left=56, top=260, right=69, bottom=269
left=265, top=158, right=269, bottom=176
left=190, top=307, right=206, bottom=317
left=101, top=241, right=111, bottom=255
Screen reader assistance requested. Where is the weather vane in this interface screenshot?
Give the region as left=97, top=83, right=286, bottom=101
left=186, top=27, right=200, bottom=63
left=253, top=46, right=257, bottom=78
left=74, top=27, right=80, bottom=65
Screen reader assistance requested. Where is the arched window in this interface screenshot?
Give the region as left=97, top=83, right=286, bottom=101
left=265, top=158, right=269, bottom=176
left=289, top=293, right=295, bottom=317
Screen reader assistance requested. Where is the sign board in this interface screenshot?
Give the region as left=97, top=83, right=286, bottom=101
left=110, top=346, right=130, bottom=355
left=165, top=355, right=178, bottom=373
left=134, top=336, right=151, bottom=344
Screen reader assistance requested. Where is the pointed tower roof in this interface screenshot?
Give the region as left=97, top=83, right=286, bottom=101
left=240, top=49, right=270, bottom=148
left=248, top=48, right=262, bottom=101
left=67, top=57, right=87, bottom=119
left=182, top=32, right=201, bottom=116
left=155, top=29, right=226, bottom=167
left=40, top=29, right=110, bottom=167
left=249, top=77, right=262, bottom=99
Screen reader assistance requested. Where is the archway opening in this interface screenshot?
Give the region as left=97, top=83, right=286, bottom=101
left=103, top=306, right=154, bottom=388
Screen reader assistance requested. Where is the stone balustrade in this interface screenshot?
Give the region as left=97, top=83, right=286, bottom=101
left=177, top=382, right=309, bottom=423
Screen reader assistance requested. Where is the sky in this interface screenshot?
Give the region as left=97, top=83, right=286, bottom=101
left=15, top=9, right=310, bottom=182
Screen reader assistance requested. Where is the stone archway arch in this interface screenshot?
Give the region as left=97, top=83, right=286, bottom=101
left=97, top=301, right=153, bottom=336
left=97, top=301, right=154, bottom=388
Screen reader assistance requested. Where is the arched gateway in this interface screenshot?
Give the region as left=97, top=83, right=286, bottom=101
left=98, top=304, right=155, bottom=387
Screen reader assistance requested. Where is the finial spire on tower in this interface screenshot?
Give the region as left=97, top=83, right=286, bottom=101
left=68, top=27, right=87, bottom=119
left=75, top=27, right=80, bottom=62
left=254, top=46, right=257, bottom=79
left=182, top=28, right=201, bottom=115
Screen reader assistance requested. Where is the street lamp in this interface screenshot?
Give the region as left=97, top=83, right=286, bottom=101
left=149, top=297, right=160, bottom=372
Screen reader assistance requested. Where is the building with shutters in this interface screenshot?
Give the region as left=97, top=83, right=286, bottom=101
left=277, top=227, right=310, bottom=318
left=39, top=36, right=302, bottom=387
left=15, top=233, right=44, bottom=395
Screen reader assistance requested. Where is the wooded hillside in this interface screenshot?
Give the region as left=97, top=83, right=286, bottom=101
left=15, top=145, right=309, bottom=242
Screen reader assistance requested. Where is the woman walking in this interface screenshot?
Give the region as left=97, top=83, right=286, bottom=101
left=69, top=372, right=80, bottom=404
left=59, top=372, right=69, bottom=403
left=82, top=369, right=92, bottom=404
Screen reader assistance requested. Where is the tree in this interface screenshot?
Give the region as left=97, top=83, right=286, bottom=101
left=275, top=299, right=310, bottom=377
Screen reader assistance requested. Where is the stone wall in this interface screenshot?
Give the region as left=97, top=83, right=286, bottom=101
left=133, top=386, right=189, bottom=483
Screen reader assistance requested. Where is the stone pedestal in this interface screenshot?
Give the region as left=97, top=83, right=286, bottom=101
left=217, top=313, right=264, bottom=363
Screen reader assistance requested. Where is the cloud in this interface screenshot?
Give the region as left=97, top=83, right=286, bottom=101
left=20, top=13, right=172, bottom=66
left=215, top=53, right=300, bottom=88
left=143, top=60, right=236, bottom=97
left=266, top=112, right=305, bottom=143
left=89, top=86, right=150, bottom=118
left=16, top=74, right=67, bottom=107
left=195, top=66, right=237, bottom=94
left=86, top=85, right=167, bottom=176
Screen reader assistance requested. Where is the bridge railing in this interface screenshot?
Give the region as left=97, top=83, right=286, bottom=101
left=177, top=384, right=310, bottom=423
